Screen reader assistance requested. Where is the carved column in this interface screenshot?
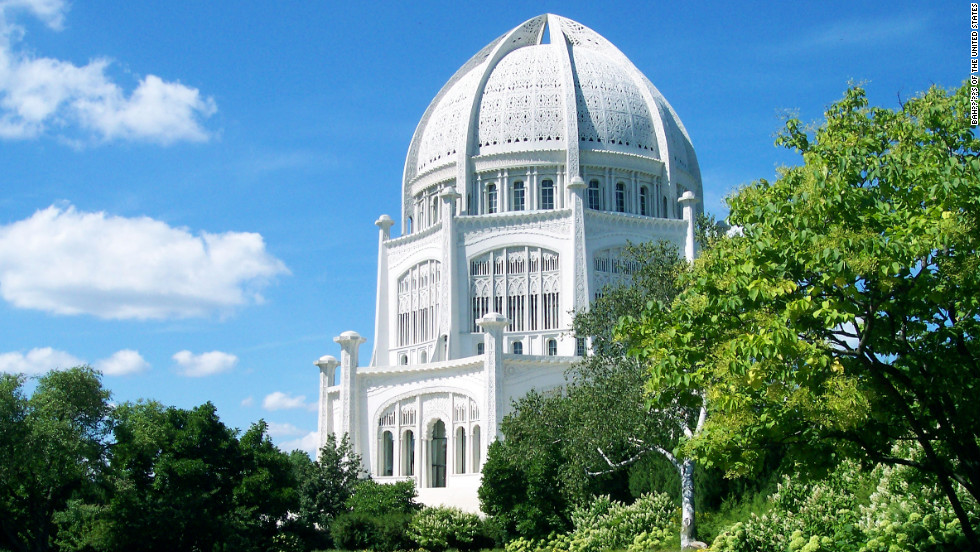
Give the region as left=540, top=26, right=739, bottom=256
left=477, top=312, right=508, bottom=440
left=568, top=176, right=589, bottom=313
left=372, top=215, right=394, bottom=366
left=439, top=185, right=461, bottom=360
left=314, top=355, right=339, bottom=460
left=335, top=331, right=366, bottom=458
left=679, top=191, right=699, bottom=262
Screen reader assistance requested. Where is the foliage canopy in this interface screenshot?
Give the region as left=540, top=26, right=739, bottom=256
left=619, top=82, right=980, bottom=546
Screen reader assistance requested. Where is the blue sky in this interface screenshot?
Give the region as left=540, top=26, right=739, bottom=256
left=0, top=0, right=964, bottom=453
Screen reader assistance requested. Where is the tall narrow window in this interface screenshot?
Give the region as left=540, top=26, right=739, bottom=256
left=487, top=184, right=497, bottom=214
left=455, top=427, right=467, bottom=474
left=662, top=196, right=668, bottom=218
left=576, top=337, right=586, bottom=357
left=512, top=341, right=523, bottom=355
left=540, top=179, right=554, bottom=210
left=512, top=181, right=525, bottom=211
left=547, top=339, right=557, bottom=356
left=615, top=182, right=626, bottom=212
left=431, top=421, right=447, bottom=487
left=403, top=430, right=415, bottom=476
left=472, top=426, right=482, bottom=472
left=640, top=186, right=649, bottom=216
left=588, top=180, right=601, bottom=209
left=397, top=260, right=441, bottom=347
left=477, top=342, right=485, bottom=355
left=381, top=431, right=394, bottom=476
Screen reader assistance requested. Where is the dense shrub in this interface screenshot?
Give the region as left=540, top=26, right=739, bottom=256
left=331, top=511, right=415, bottom=552
left=505, top=492, right=674, bottom=552
left=347, top=479, right=421, bottom=517
left=407, top=506, right=491, bottom=552
left=860, top=460, right=979, bottom=552
left=709, top=455, right=980, bottom=552
left=710, top=461, right=865, bottom=552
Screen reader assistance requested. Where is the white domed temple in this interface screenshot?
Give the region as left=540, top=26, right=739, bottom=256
left=314, top=14, right=703, bottom=511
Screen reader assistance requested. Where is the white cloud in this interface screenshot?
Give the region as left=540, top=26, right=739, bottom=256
left=240, top=396, right=254, bottom=407
left=0, top=0, right=215, bottom=144
left=0, top=0, right=66, bottom=29
left=0, top=346, right=83, bottom=375
left=173, top=350, right=237, bottom=377
left=262, top=391, right=315, bottom=411
left=94, top=349, right=148, bottom=376
left=0, top=205, right=288, bottom=319
left=279, top=431, right=319, bottom=455
left=266, top=421, right=307, bottom=438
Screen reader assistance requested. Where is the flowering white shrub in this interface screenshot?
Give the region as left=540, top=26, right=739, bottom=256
left=710, top=451, right=979, bottom=552
left=859, top=459, right=979, bottom=552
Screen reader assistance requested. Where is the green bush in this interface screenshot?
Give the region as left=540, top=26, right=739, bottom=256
left=567, top=492, right=674, bottom=552
left=507, top=493, right=674, bottom=552
left=859, top=460, right=979, bottom=552
left=407, top=506, right=489, bottom=552
left=330, top=511, right=414, bottom=552
left=347, top=479, right=421, bottom=517
left=710, top=462, right=866, bottom=552
left=709, top=453, right=980, bottom=552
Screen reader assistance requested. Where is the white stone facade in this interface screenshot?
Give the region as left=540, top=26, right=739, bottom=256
left=315, top=14, right=702, bottom=512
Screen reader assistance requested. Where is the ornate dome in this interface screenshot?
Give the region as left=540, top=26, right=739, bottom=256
left=403, top=14, right=701, bottom=210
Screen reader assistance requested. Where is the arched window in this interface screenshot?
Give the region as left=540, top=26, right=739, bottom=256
left=512, top=341, right=523, bottom=355
left=588, top=179, right=601, bottom=210
left=662, top=196, right=669, bottom=218
left=472, top=426, right=482, bottom=472
left=407, top=217, right=413, bottom=234
left=399, top=354, right=408, bottom=365
left=615, top=182, right=626, bottom=212
left=431, top=421, right=447, bottom=487
left=487, top=184, right=497, bottom=214
left=576, top=337, right=586, bottom=357
left=381, top=431, right=394, bottom=476
left=402, top=430, right=415, bottom=476
left=455, top=427, right=467, bottom=474
left=397, top=260, right=441, bottom=347
left=430, top=197, right=439, bottom=225
left=470, top=247, right=560, bottom=332
left=640, top=186, right=649, bottom=216
left=512, top=181, right=525, bottom=211
left=540, top=179, right=554, bottom=210
left=547, top=338, right=557, bottom=356
left=420, top=351, right=427, bottom=364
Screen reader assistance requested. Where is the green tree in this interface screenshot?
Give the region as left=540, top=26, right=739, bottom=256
left=478, top=395, right=572, bottom=540
left=0, top=367, right=112, bottom=552
left=106, top=401, right=244, bottom=551
left=620, top=83, right=980, bottom=547
left=570, top=239, right=719, bottom=549
left=298, top=433, right=364, bottom=538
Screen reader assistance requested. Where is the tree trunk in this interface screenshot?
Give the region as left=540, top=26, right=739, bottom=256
left=679, top=457, right=696, bottom=551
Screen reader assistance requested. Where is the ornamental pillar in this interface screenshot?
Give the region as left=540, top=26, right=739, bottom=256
left=314, top=355, right=339, bottom=460
left=439, top=185, right=461, bottom=360
left=334, top=331, right=366, bottom=458
left=372, top=215, right=394, bottom=365
left=568, top=176, right=589, bottom=312
left=477, top=312, right=508, bottom=440
left=679, top=191, right=699, bottom=262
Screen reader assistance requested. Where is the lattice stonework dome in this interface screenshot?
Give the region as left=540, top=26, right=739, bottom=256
left=402, top=14, right=701, bottom=229
left=316, top=14, right=703, bottom=514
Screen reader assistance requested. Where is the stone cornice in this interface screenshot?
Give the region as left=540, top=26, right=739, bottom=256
left=455, top=208, right=571, bottom=230
left=359, top=356, right=484, bottom=377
